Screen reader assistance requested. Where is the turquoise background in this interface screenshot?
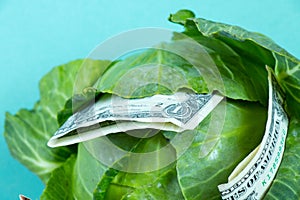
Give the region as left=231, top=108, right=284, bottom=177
left=0, top=0, right=299, bottom=199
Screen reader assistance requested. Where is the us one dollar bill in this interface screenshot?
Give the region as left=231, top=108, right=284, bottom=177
left=218, top=67, right=289, bottom=200
left=48, top=91, right=223, bottom=147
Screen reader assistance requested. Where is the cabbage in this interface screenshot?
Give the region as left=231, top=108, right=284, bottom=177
left=4, top=10, right=300, bottom=199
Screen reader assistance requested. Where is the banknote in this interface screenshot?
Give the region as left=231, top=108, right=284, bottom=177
left=48, top=121, right=185, bottom=147
left=48, top=91, right=223, bottom=147
left=218, top=67, right=289, bottom=200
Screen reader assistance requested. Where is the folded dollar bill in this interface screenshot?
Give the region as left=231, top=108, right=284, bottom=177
left=48, top=91, right=224, bottom=147
left=218, top=67, right=289, bottom=200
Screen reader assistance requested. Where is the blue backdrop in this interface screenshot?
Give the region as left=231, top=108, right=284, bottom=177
left=0, top=0, right=299, bottom=199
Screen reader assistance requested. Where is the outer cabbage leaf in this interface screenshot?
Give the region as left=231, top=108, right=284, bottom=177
left=4, top=109, right=74, bottom=183
left=175, top=100, right=267, bottom=199
left=95, top=47, right=208, bottom=98
left=40, top=155, right=76, bottom=200
left=120, top=166, right=184, bottom=200
left=274, top=54, right=300, bottom=119
left=40, top=144, right=108, bottom=200
left=93, top=133, right=185, bottom=200
left=72, top=144, right=108, bottom=199
left=169, top=9, right=300, bottom=119
left=169, top=10, right=296, bottom=61
left=167, top=35, right=268, bottom=104
left=4, top=59, right=109, bottom=182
